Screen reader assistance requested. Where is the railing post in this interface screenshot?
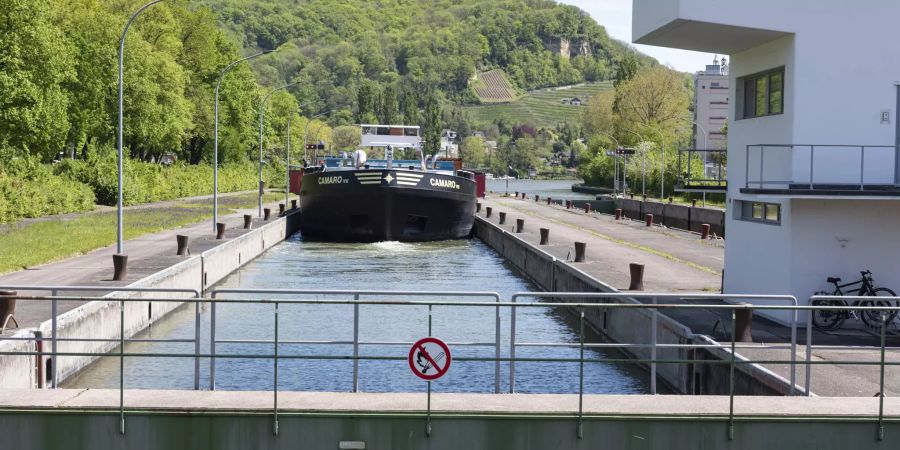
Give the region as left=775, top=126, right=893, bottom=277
left=651, top=297, right=657, bottom=395
left=273, top=302, right=279, bottom=436
left=51, top=289, right=58, bottom=389
left=119, top=298, right=125, bottom=435
left=805, top=308, right=813, bottom=396
left=728, top=308, right=736, bottom=441
left=789, top=300, right=797, bottom=396
left=210, top=293, right=217, bottom=391
left=745, top=145, right=750, bottom=189
left=194, top=295, right=201, bottom=391
left=494, top=295, right=501, bottom=394
left=509, top=296, right=517, bottom=394
left=878, top=312, right=886, bottom=441
left=577, top=308, right=585, bottom=440
left=809, top=145, right=815, bottom=189
left=860, top=146, right=866, bottom=190
left=353, top=294, right=360, bottom=393
left=759, top=146, right=765, bottom=188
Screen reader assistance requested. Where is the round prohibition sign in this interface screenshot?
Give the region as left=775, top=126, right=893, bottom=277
left=408, top=337, right=452, bottom=381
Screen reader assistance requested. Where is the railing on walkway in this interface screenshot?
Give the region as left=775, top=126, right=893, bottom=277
left=676, top=148, right=727, bottom=192
left=0, top=288, right=898, bottom=442
left=744, top=144, right=899, bottom=191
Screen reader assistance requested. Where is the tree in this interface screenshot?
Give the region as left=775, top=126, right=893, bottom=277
left=332, top=125, right=361, bottom=151
left=402, top=90, right=419, bottom=126
left=423, top=94, right=442, bottom=155
left=614, top=53, right=639, bottom=87
left=356, top=80, right=379, bottom=124
left=378, top=84, right=399, bottom=124
left=614, top=66, right=690, bottom=129
left=581, top=90, right=615, bottom=137
left=460, top=136, right=487, bottom=167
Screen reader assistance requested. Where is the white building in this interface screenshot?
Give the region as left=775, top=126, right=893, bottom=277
left=360, top=124, right=422, bottom=149
left=693, top=58, right=729, bottom=150
left=634, top=1, right=900, bottom=324
left=440, top=129, right=459, bottom=158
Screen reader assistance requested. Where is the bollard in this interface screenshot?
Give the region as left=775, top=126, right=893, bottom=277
left=668, top=196, right=674, bottom=204
left=539, top=228, right=549, bottom=245
left=521, top=192, right=526, bottom=199
left=0, top=290, right=19, bottom=333
left=243, top=214, right=252, bottom=230
left=701, top=223, right=711, bottom=240
left=628, top=263, right=645, bottom=290
left=291, top=199, right=297, bottom=210
left=692, top=199, right=697, bottom=208
left=176, top=235, right=189, bottom=256
left=566, top=200, right=572, bottom=209
left=584, top=203, right=591, bottom=214
left=574, top=242, right=586, bottom=262
left=279, top=203, right=285, bottom=215
left=515, top=191, right=519, bottom=198
left=515, top=218, right=524, bottom=233
left=615, top=208, right=622, bottom=220
left=547, top=197, right=552, bottom=205
left=535, top=195, right=540, bottom=203
left=734, top=303, right=754, bottom=342
left=486, top=207, right=493, bottom=218
left=264, top=208, right=272, bottom=221
left=112, top=254, right=128, bottom=281
left=216, top=222, right=226, bottom=240
left=499, top=212, right=507, bottom=225
left=476, top=202, right=482, bottom=213
left=645, top=214, right=654, bottom=227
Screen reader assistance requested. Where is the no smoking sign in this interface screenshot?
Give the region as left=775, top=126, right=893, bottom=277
left=408, top=337, right=452, bottom=381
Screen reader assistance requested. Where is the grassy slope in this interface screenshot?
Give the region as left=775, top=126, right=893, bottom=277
left=0, top=193, right=281, bottom=274
left=465, top=81, right=613, bottom=127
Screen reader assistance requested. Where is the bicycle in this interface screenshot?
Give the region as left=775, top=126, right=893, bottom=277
left=811, top=270, right=897, bottom=330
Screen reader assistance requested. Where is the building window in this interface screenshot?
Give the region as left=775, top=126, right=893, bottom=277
left=739, top=68, right=784, bottom=119
left=736, top=200, right=781, bottom=225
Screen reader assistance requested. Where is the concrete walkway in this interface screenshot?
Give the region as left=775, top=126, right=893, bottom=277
left=479, top=195, right=900, bottom=396
left=0, top=197, right=288, bottom=334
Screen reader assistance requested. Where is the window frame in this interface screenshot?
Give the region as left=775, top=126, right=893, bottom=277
left=738, top=67, right=785, bottom=120
left=736, top=200, right=782, bottom=225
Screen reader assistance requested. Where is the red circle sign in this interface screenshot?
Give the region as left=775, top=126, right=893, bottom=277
left=408, top=337, right=452, bottom=381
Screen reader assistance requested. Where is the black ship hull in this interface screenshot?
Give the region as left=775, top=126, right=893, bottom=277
left=299, top=169, right=476, bottom=242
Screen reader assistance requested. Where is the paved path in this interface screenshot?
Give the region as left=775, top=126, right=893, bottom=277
left=479, top=195, right=900, bottom=396
left=0, top=197, right=287, bottom=334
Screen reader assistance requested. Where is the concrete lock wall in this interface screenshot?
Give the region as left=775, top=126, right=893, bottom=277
left=0, top=212, right=301, bottom=389
left=473, top=217, right=789, bottom=395
left=617, top=198, right=726, bottom=237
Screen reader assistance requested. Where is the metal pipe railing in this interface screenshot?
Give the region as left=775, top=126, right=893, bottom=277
left=0, top=290, right=897, bottom=443
left=744, top=144, right=898, bottom=190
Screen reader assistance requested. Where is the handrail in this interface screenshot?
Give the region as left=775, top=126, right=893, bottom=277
left=744, top=144, right=898, bottom=191
left=0, top=289, right=897, bottom=443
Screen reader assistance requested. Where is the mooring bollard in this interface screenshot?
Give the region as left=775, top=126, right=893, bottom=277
left=243, top=214, right=252, bottom=230
left=0, top=290, right=19, bottom=333
left=515, top=218, right=524, bottom=233
left=540, top=228, right=549, bottom=245
left=515, top=191, right=519, bottom=198
left=584, top=203, right=591, bottom=214
left=476, top=202, right=482, bottom=213
left=566, top=200, right=572, bottom=209
left=629, top=263, right=645, bottom=290
left=547, top=197, right=552, bottom=205
left=668, top=196, right=674, bottom=204
left=216, top=222, right=226, bottom=240
left=264, top=208, right=272, bottom=221
left=291, top=199, right=297, bottom=210
left=574, top=242, right=586, bottom=262
left=734, top=303, right=754, bottom=342
left=692, top=199, right=697, bottom=208
left=499, top=212, right=507, bottom=225
left=615, top=208, right=622, bottom=220
left=701, top=223, right=711, bottom=240
left=279, top=203, right=285, bottom=215
left=176, top=235, right=189, bottom=256
left=535, top=195, right=540, bottom=203
left=521, top=192, right=526, bottom=199
left=645, top=214, right=654, bottom=227
left=486, top=206, right=493, bottom=218
left=112, top=254, right=128, bottom=281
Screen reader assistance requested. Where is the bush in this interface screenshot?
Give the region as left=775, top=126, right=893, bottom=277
left=0, top=156, right=96, bottom=224
left=55, top=151, right=281, bottom=207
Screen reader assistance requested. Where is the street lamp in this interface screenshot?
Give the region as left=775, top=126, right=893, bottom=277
left=624, top=130, right=647, bottom=198
left=650, top=128, right=667, bottom=200
left=115, top=0, right=164, bottom=280
left=598, top=132, right=621, bottom=196
left=213, top=50, right=275, bottom=231
left=258, top=82, right=299, bottom=217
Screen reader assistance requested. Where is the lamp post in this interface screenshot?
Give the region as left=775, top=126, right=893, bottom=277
left=651, top=129, right=667, bottom=200
left=213, top=50, right=274, bottom=232
left=599, top=133, right=620, bottom=196
left=284, top=104, right=311, bottom=208
left=115, top=0, right=164, bottom=280
left=624, top=130, right=647, bottom=198
left=303, top=112, right=327, bottom=164
left=258, top=82, right=298, bottom=217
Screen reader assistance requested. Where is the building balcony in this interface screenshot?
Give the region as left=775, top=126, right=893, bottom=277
left=633, top=0, right=791, bottom=54
left=675, top=148, right=727, bottom=193
left=741, top=144, right=900, bottom=198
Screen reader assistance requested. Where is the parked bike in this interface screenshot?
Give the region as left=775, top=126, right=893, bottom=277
left=811, top=270, right=897, bottom=330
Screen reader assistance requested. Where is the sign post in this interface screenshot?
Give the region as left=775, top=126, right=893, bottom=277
left=409, top=334, right=451, bottom=438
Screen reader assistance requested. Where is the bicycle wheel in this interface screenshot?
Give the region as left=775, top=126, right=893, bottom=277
left=859, top=288, right=898, bottom=327
left=811, top=297, right=847, bottom=331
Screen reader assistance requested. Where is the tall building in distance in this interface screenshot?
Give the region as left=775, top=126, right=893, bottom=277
left=693, top=57, right=729, bottom=150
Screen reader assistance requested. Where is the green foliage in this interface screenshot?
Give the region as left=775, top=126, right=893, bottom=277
left=0, top=154, right=95, bottom=224
left=423, top=94, right=442, bottom=154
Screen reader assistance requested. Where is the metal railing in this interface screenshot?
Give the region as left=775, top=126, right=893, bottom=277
left=0, top=289, right=898, bottom=442
left=744, top=144, right=898, bottom=191
left=676, top=148, right=727, bottom=190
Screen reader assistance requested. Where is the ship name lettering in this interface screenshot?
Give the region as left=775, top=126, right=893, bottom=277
left=318, top=176, right=346, bottom=185
left=430, top=178, right=460, bottom=190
